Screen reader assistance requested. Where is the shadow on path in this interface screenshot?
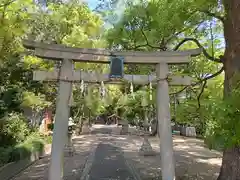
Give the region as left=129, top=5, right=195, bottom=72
left=88, top=143, right=135, bottom=180
left=125, top=136, right=221, bottom=180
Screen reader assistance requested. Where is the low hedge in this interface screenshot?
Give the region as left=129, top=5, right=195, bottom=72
left=0, top=133, right=46, bottom=167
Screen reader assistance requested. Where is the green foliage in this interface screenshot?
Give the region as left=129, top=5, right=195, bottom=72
left=0, top=85, right=23, bottom=117
left=0, top=113, right=49, bottom=166
left=175, top=99, right=206, bottom=135
left=0, top=133, right=46, bottom=166
left=1, top=0, right=107, bottom=127
left=105, top=0, right=218, bottom=50
left=115, top=87, right=153, bottom=125
left=21, top=91, right=51, bottom=111
left=204, top=90, right=240, bottom=150
left=0, top=113, right=30, bottom=147
left=102, top=0, right=226, bottom=139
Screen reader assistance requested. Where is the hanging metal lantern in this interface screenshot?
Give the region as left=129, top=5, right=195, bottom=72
left=109, top=56, right=124, bottom=79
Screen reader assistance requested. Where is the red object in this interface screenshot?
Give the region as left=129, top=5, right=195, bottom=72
left=44, top=108, right=52, bottom=132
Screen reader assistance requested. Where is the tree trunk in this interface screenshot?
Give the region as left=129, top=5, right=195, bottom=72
left=218, top=147, right=240, bottom=180
left=218, top=0, right=240, bottom=179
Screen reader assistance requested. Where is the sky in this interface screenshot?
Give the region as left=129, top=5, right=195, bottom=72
left=85, top=0, right=126, bottom=29
left=85, top=0, right=99, bottom=10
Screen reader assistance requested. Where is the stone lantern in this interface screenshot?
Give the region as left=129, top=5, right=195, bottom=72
left=64, top=117, right=76, bottom=156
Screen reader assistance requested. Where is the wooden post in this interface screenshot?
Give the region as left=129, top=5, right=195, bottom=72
left=156, top=63, right=175, bottom=180
left=48, top=59, right=73, bottom=180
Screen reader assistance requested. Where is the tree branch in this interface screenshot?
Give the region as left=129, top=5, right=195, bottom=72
left=170, top=66, right=224, bottom=96
left=126, top=29, right=167, bottom=51
left=0, top=0, right=15, bottom=7
left=197, top=80, right=207, bottom=110
left=200, top=10, right=224, bottom=23
left=132, top=43, right=149, bottom=50
left=173, top=38, right=223, bottom=63
left=139, top=28, right=164, bottom=50
left=74, top=103, right=83, bottom=119
left=164, top=20, right=206, bottom=47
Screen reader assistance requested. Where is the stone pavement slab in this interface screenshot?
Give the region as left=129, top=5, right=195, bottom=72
left=88, top=143, right=135, bottom=180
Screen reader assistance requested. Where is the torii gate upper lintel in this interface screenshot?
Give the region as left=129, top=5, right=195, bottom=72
left=22, top=40, right=202, bottom=180
left=22, top=40, right=202, bottom=64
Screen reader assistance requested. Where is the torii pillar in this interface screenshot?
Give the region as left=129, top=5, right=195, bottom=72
left=156, top=63, right=175, bottom=180
left=48, top=59, right=73, bottom=180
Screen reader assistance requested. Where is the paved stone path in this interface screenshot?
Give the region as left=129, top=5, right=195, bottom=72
left=10, top=124, right=222, bottom=180
left=11, top=125, right=136, bottom=180
left=88, top=143, right=135, bottom=180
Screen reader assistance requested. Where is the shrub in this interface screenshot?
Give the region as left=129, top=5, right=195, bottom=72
left=0, top=146, right=13, bottom=166
left=204, top=90, right=240, bottom=150
left=9, top=133, right=45, bottom=162
left=0, top=133, right=46, bottom=166
left=0, top=113, right=30, bottom=147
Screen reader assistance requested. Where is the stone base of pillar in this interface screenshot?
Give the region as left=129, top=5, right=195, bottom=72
left=139, top=137, right=156, bottom=156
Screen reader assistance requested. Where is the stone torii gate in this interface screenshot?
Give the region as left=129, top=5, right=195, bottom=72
left=23, top=40, right=202, bottom=180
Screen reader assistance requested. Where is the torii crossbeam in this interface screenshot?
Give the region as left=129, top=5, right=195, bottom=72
left=33, top=70, right=192, bottom=85
left=23, top=40, right=202, bottom=180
